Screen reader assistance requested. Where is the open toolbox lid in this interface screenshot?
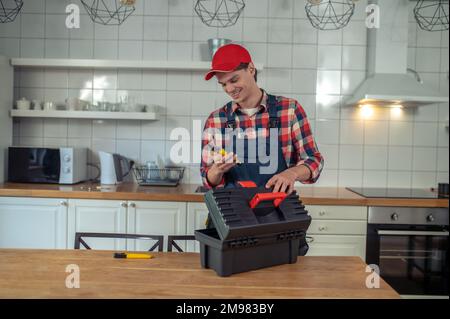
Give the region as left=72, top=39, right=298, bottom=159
left=204, top=181, right=311, bottom=241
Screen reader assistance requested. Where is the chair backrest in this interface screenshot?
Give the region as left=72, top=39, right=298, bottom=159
left=167, top=235, right=196, bottom=252
left=74, top=232, right=164, bottom=252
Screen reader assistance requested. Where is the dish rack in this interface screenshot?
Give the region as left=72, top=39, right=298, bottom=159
left=133, top=166, right=185, bottom=186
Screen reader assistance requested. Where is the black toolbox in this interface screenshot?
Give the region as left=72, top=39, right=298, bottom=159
left=195, top=181, right=311, bottom=277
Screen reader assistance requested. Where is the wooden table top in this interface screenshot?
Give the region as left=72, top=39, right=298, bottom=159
left=0, top=182, right=447, bottom=207
left=0, top=249, right=399, bottom=299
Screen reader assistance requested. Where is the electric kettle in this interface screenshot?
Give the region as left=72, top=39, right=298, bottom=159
left=99, top=151, right=134, bottom=185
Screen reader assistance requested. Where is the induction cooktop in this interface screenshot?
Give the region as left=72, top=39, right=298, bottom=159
left=346, top=187, right=445, bottom=199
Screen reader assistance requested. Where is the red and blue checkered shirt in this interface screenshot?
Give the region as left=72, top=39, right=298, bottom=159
left=200, top=91, right=324, bottom=188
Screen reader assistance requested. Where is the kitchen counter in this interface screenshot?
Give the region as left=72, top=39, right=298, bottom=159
left=0, top=249, right=399, bottom=299
left=0, top=182, right=448, bottom=207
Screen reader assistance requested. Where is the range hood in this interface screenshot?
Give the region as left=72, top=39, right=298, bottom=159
left=346, top=0, right=448, bottom=107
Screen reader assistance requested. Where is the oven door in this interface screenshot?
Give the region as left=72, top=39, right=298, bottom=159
left=367, top=224, right=449, bottom=296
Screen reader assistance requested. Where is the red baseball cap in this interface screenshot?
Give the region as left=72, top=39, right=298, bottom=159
left=204, top=44, right=253, bottom=81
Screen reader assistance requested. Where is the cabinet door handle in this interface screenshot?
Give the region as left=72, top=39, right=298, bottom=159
left=129, top=202, right=136, bottom=208
left=60, top=201, right=68, bottom=207
left=121, top=202, right=127, bottom=208
left=319, top=211, right=326, bottom=216
left=318, top=226, right=327, bottom=232
left=306, top=236, right=314, bottom=243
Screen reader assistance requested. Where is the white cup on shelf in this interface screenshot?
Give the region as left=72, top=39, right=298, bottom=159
left=16, top=98, right=30, bottom=110
left=43, top=101, right=56, bottom=111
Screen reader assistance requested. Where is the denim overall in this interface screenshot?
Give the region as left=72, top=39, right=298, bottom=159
left=223, top=94, right=287, bottom=188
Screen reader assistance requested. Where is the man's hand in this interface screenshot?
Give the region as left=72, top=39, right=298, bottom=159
left=265, top=169, right=298, bottom=194
left=206, top=151, right=237, bottom=186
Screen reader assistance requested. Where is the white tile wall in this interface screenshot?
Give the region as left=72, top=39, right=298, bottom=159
left=1, top=0, right=448, bottom=186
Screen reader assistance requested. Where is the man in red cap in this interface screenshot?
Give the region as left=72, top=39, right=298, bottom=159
left=200, top=44, right=323, bottom=194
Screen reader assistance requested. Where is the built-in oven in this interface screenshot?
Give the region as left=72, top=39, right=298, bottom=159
left=366, top=207, right=449, bottom=297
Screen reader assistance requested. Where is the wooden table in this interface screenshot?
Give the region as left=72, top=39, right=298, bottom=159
left=0, top=249, right=399, bottom=299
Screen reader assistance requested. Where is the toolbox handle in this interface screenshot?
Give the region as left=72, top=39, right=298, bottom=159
left=237, top=181, right=257, bottom=188
left=249, top=192, right=287, bottom=209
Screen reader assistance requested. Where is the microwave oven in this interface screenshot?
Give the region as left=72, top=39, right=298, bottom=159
left=8, top=147, right=88, bottom=184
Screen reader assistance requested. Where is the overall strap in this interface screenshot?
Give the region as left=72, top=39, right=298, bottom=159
left=266, top=94, right=280, bottom=129
left=225, top=101, right=236, bottom=129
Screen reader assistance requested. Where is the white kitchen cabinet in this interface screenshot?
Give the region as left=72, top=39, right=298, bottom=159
left=0, top=197, right=68, bottom=249
left=305, top=205, right=368, bottom=261
left=186, top=203, right=209, bottom=252
left=67, top=199, right=127, bottom=250
left=306, top=235, right=366, bottom=260
left=127, top=201, right=187, bottom=252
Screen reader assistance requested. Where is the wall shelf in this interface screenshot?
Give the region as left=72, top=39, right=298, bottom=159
left=10, top=110, right=159, bottom=121
left=10, top=58, right=264, bottom=71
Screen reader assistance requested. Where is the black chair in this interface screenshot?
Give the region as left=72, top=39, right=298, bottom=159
left=74, top=232, right=164, bottom=252
left=167, top=235, right=196, bottom=252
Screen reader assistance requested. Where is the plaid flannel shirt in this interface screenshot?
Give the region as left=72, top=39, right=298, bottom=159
left=200, top=91, right=324, bottom=189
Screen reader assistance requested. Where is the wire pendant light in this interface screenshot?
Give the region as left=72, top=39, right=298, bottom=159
left=305, top=0, right=355, bottom=30
left=414, top=0, right=449, bottom=32
left=81, top=0, right=136, bottom=26
left=195, top=0, right=245, bottom=28
left=0, top=0, right=23, bottom=23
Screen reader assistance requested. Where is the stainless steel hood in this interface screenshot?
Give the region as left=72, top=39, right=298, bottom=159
left=346, top=0, right=448, bottom=107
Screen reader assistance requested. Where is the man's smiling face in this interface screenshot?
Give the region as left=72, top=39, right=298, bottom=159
left=216, top=64, right=256, bottom=105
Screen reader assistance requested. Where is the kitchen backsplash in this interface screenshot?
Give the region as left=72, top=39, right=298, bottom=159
left=0, top=0, right=448, bottom=187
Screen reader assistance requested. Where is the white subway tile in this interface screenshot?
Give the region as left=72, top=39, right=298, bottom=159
left=69, top=40, right=94, bottom=59
left=364, top=120, right=389, bottom=145
left=364, top=145, right=388, bottom=170
left=387, top=171, right=412, bottom=188
left=413, top=147, right=437, bottom=171
left=318, top=28, right=342, bottom=45
left=68, top=119, right=92, bottom=138
left=69, top=70, right=94, bottom=89
left=94, top=24, right=119, bottom=40
left=21, top=14, right=45, bottom=38
left=167, top=71, right=192, bottom=91
left=217, top=19, right=243, bottom=41
left=315, top=119, right=340, bottom=145
left=43, top=118, right=68, bottom=138
left=141, top=115, right=166, bottom=140
left=168, top=16, right=193, bottom=41
left=116, top=139, right=141, bottom=162
left=338, top=170, right=363, bottom=187
left=389, top=121, right=413, bottom=146
left=118, top=70, right=143, bottom=90
left=0, top=38, right=20, bottom=57
left=313, top=169, right=338, bottom=187
left=243, top=18, right=268, bottom=43
left=413, top=122, right=438, bottom=147
left=317, top=70, right=341, bottom=95
left=169, top=0, right=193, bottom=16
left=91, top=138, right=116, bottom=161
left=92, top=120, right=116, bottom=139
left=340, top=119, right=364, bottom=144
left=363, top=171, right=388, bottom=188
left=317, top=45, right=341, bottom=70
left=19, top=137, right=43, bottom=147
left=342, top=46, right=366, bottom=71
left=44, top=69, right=69, bottom=89
left=408, top=22, right=417, bottom=47
left=268, top=0, right=293, bottom=18
left=388, top=146, right=413, bottom=171
left=343, top=20, right=367, bottom=46
left=22, top=0, right=45, bottom=13
left=119, top=16, right=144, bottom=41
left=317, top=144, right=339, bottom=169
left=293, top=19, right=318, bottom=44
left=416, top=48, right=441, bottom=72
left=44, top=39, right=69, bottom=58
left=69, top=15, right=94, bottom=40
left=316, top=95, right=340, bottom=120
left=437, top=148, right=449, bottom=172
left=20, top=69, right=44, bottom=88
left=341, top=71, right=365, bottom=95
left=145, top=0, right=169, bottom=15
left=193, top=19, right=218, bottom=42
left=20, top=39, right=45, bottom=58
left=93, top=71, right=117, bottom=90
left=267, top=68, right=293, bottom=93
left=118, top=41, right=143, bottom=60
left=45, top=14, right=69, bottom=38
left=417, top=27, right=442, bottom=48
left=19, top=118, right=43, bottom=137
left=412, top=171, right=437, bottom=188
left=191, top=92, right=217, bottom=117
left=117, top=120, right=141, bottom=140
left=244, top=0, right=269, bottom=18
left=166, top=92, right=192, bottom=116
left=94, top=40, right=118, bottom=59
left=436, top=172, right=449, bottom=184
left=143, top=41, right=168, bottom=60
left=268, top=18, right=293, bottom=43
left=267, top=43, right=292, bottom=68
left=339, top=145, right=363, bottom=170
left=292, top=44, right=317, bottom=69
left=44, top=88, right=68, bottom=105
left=168, top=41, right=192, bottom=61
